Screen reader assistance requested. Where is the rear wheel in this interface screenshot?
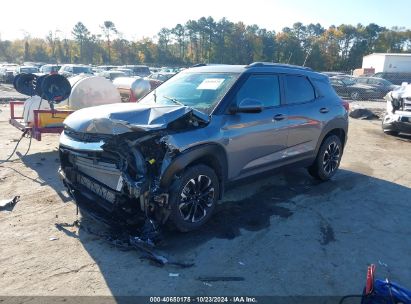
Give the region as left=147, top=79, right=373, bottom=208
left=350, top=91, right=361, bottom=100
left=169, top=164, right=219, bottom=232
left=308, top=135, right=342, bottom=181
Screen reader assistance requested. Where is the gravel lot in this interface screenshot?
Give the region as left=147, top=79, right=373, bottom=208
left=0, top=99, right=410, bottom=299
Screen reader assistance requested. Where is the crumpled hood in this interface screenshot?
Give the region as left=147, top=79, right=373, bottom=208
left=63, top=102, right=209, bottom=135
left=386, top=83, right=411, bottom=100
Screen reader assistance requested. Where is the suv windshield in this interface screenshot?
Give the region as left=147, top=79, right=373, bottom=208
left=140, top=72, right=240, bottom=113
left=73, top=66, right=92, bottom=74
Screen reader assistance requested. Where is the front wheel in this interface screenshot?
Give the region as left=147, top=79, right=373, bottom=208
left=169, top=164, right=220, bottom=232
left=350, top=91, right=361, bottom=100
left=308, top=135, right=343, bottom=181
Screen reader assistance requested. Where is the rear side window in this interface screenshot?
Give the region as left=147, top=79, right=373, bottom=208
left=285, top=75, right=315, bottom=104
left=312, top=78, right=340, bottom=99
left=236, top=75, right=280, bottom=108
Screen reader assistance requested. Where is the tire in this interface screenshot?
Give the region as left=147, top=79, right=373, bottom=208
left=350, top=91, right=361, bottom=100
left=308, top=135, right=343, bottom=181
left=169, top=164, right=220, bottom=232
left=383, top=130, right=399, bottom=136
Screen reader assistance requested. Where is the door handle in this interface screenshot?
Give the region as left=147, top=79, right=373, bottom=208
left=319, top=107, right=329, bottom=113
left=273, top=114, right=286, bottom=121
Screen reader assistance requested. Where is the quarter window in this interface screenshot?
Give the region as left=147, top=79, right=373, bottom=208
left=236, top=75, right=280, bottom=107
left=285, top=75, right=315, bottom=104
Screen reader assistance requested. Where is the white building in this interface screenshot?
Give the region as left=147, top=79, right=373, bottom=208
left=362, top=53, right=411, bottom=73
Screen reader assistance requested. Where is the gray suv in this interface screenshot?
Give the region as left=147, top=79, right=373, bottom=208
left=59, top=63, right=349, bottom=231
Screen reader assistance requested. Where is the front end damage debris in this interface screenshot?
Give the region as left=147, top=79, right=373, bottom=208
left=60, top=108, right=209, bottom=242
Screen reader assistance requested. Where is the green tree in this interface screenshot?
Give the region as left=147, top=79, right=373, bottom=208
left=72, top=22, right=90, bottom=63
left=100, top=21, right=117, bottom=64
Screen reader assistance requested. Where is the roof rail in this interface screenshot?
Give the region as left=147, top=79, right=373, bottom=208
left=246, top=62, right=313, bottom=71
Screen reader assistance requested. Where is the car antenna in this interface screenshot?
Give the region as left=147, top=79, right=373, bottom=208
left=153, top=90, right=157, bottom=103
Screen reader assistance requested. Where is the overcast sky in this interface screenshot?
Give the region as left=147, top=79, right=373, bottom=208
left=1, top=0, right=410, bottom=41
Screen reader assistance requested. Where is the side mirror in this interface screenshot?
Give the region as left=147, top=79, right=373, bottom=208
left=231, top=98, right=263, bottom=113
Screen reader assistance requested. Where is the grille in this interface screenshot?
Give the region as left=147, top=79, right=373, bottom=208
left=64, top=129, right=112, bottom=143
left=69, top=155, right=122, bottom=191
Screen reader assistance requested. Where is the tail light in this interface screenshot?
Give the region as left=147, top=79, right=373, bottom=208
left=129, top=89, right=137, bottom=102
left=341, top=99, right=350, bottom=112
left=365, top=264, right=375, bottom=295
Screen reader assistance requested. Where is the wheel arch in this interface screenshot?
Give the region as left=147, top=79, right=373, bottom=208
left=314, top=119, right=348, bottom=156
left=159, top=143, right=228, bottom=199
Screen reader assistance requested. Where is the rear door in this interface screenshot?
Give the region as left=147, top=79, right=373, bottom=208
left=283, top=74, right=324, bottom=160
left=222, top=74, right=289, bottom=179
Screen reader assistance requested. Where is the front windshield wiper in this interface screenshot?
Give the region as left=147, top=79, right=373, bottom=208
left=162, top=95, right=185, bottom=106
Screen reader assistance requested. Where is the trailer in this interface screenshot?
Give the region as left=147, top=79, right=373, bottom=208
left=9, top=101, right=73, bottom=141
left=362, top=53, right=411, bottom=73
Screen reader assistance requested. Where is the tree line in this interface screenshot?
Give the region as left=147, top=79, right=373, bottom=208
left=1, top=17, right=410, bottom=71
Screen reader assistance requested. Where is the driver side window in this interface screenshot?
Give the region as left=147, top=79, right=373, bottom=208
left=236, top=75, right=280, bottom=108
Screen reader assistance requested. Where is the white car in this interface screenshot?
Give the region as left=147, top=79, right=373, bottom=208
left=382, top=84, right=411, bottom=136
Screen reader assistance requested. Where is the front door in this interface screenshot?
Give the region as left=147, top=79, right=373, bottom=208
left=221, top=74, right=289, bottom=180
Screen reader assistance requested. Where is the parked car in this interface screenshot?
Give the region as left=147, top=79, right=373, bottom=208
left=0, top=66, right=16, bottom=83
left=59, top=64, right=93, bottom=78
left=98, top=65, right=118, bottom=71
left=39, top=64, right=62, bottom=75
left=149, top=67, right=161, bottom=73
left=373, top=72, right=411, bottom=85
left=59, top=62, right=349, bottom=232
left=13, top=66, right=39, bottom=77
left=121, top=65, right=150, bottom=77
left=382, top=84, right=411, bottom=136
left=356, top=77, right=399, bottom=92
left=98, top=70, right=126, bottom=81
left=321, top=71, right=349, bottom=78
left=148, top=72, right=175, bottom=82
left=112, top=68, right=133, bottom=77
left=23, top=62, right=46, bottom=68
left=330, top=77, right=384, bottom=100
left=160, top=67, right=180, bottom=73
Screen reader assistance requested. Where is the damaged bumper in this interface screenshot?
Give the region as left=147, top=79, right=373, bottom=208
left=59, top=103, right=209, bottom=226
left=59, top=130, right=170, bottom=225
left=383, top=111, right=411, bottom=134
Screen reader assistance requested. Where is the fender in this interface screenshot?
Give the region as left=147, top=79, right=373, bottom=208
left=159, top=143, right=228, bottom=194
left=314, top=117, right=348, bottom=156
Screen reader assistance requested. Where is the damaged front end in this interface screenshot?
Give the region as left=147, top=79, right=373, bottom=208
left=383, top=85, right=411, bottom=134
left=59, top=104, right=209, bottom=230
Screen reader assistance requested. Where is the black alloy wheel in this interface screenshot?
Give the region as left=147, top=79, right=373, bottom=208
left=169, top=164, right=219, bottom=231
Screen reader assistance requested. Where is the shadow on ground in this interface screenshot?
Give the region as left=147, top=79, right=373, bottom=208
left=53, top=167, right=411, bottom=296
left=13, top=150, right=411, bottom=295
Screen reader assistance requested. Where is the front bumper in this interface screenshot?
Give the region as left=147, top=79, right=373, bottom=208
left=59, top=132, right=148, bottom=224
left=382, top=112, right=411, bottom=134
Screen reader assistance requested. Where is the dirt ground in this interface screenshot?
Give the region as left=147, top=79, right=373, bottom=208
left=0, top=101, right=410, bottom=298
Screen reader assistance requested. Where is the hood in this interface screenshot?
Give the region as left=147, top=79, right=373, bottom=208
left=386, top=83, right=411, bottom=100
left=63, top=102, right=209, bottom=135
